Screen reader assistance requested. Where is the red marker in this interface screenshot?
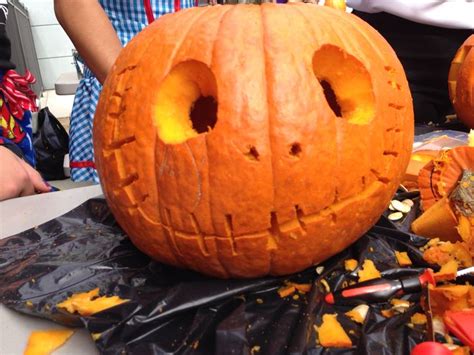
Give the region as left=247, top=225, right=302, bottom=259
left=324, top=269, right=436, bottom=305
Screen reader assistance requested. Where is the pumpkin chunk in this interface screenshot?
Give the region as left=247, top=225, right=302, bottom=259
left=395, top=251, right=412, bottom=266
left=410, top=313, right=427, bottom=325
left=345, top=305, right=369, bottom=324
left=357, top=259, right=381, bottom=282
left=24, top=329, right=74, bottom=355
left=434, top=260, right=458, bottom=282
left=278, top=285, right=296, bottom=298
left=422, top=240, right=472, bottom=268
left=57, top=288, right=128, bottom=316
left=344, top=259, right=358, bottom=272
left=316, top=314, right=352, bottom=348
left=289, top=282, right=312, bottom=293
left=429, top=284, right=474, bottom=317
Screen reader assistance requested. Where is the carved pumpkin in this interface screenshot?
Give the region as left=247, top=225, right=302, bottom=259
left=93, top=4, right=413, bottom=278
left=418, top=146, right=474, bottom=211
left=448, top=35, right=474, bottom=128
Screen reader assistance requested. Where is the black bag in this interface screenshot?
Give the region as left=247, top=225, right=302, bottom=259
left=33, top=107, right=69, bottom=180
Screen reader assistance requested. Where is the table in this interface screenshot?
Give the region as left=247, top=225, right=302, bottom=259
left=0, top=185, right=103, bottom=355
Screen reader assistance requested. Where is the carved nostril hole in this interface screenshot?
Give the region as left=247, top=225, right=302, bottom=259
left=290, top=143, right=302, bottom=158
left=244, top=145, right=259, bottom=161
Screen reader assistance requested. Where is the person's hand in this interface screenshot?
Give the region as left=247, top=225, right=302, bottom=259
left=0, top=146, right=51, bottom=201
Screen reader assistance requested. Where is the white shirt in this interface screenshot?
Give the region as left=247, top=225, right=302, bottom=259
left=346, top=0, right=474, bottom=29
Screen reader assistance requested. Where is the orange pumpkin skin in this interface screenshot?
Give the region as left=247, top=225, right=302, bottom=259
left=449, top=35, right=474, bottom=128
left=93, top=4, right=413, bottom=278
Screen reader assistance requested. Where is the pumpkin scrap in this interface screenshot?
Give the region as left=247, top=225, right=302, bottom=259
left=410, top=312, right=427, bottom=325
left=57, top=288, right=128, bottom=316
left=391, top=298, right=410, bottom=307
left=24, top=329, right=74, bottom=355
left=390, top=298, right=411, bottom=314
left=316, top=314, right=353, bottom=348
left=381, top=309, right=394, bottom=318
left=289, top=282, right=312, bottom=293
left=434, top=260, right=458, bottom=282
left=457, top=215, right=474, bottom=247
left=345, top=304, right=369, bottom=324
left=357, top=259, right=381, bottom=282
left=429, top=284, right=474, bottom=317
left=278, top=285, right=296, bottom=298
left=250, top=345, right=261, bottom=354
left=395, top=251, right=412, bottom=266
left=422, top=240, right=472, bottom=268
left=411, top=196, right=460, bottom=242
left=344, top=259, right=358, bottom=272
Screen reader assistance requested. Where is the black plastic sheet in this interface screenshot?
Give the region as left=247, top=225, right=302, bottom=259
left=0, top=195, right=467, bottom=354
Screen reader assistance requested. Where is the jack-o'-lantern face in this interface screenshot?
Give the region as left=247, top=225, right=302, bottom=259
left=94, top=4, right=413, bottom=278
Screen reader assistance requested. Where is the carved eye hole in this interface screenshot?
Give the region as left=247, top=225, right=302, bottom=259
left=313, top=44, right=375, bottom=125
left=155, top=60, right=218, bottom=144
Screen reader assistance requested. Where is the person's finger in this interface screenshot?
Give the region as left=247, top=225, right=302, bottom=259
left=22, top=161, right=51, bottom=193
left=18, top=163, right=36, bottom=197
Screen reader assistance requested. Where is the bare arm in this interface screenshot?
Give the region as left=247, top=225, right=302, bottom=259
left=54, top=0, right=122, bottom=84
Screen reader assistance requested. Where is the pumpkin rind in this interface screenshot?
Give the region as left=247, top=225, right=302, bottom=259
left=448, top=35, right=474, bottom=128
left=93, top=4, right=413, bottom=278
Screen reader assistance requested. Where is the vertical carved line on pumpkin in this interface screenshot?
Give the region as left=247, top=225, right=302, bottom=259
left=185, top=142, right=203, bottom=212
left=268, top=212, right=280, bottom=251
left=294, top=205, right=307, bottom=236
left=224, top=214, right=238, bottom=255
left=164, top=208, right=184, bottom=258
left=189, top=213, right=210, bottom=256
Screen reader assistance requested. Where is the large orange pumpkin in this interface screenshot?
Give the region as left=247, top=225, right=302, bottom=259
left=448, top=35, right=474, bottom=128
left=93, top=4, right=413, bottom=278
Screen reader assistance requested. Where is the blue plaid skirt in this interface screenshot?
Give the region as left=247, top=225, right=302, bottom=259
left=69, top=0, right=196, bottom=182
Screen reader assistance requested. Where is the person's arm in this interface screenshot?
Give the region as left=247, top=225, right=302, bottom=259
left=346, top=0, right=474, bottom=29
left=54, top=0, right=123, bottom=84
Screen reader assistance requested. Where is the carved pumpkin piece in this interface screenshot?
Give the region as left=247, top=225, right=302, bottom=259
left=94, top=4, right=413, bottom=278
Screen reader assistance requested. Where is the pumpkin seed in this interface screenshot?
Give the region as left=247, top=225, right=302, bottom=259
left=401, top=199, right=414, bottom=207
left=320, top=279, right=330, bottom=293
left=388, top=212, right=403, bottom=221
left=315, top=266, right=325, bottom=275
left=391, top=200, right=411, bottom=213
